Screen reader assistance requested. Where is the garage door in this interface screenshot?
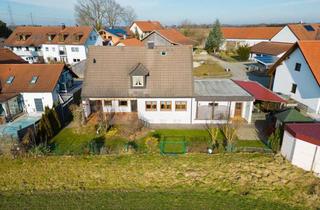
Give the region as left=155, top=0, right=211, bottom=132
left=34, top=98, right=44, bottom=112
left=292, top=140, right=317, bottom=171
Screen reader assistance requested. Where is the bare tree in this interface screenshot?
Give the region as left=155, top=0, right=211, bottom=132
left=75, top=0, right=137, bottom=30
left=75, top=0, right=106, bottom=31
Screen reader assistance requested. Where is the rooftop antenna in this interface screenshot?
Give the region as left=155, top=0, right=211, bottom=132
left=30, top=13, right=34, bottom=25
left=8, top=4, right=15, bottom=26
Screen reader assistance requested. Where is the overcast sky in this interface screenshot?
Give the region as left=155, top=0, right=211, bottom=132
left=0, top=0, right=320, bottom=26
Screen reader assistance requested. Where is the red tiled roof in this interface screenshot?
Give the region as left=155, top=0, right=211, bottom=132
left=0, top=48, right=27, bottom=64
left=150, top=29, right=196, bottom=46
left=0, top=64, right=65, bottom=93
left=116, top=38, right=144, bottom=46
left=250, top=42, right=293, bottom=56
left=133, top=21, right=164, bottom=32
left=0, top=93, right=19, bottom=103
left=288, top=24, right=320, bottom=40
left=222, top=27, right=283, bottom=40
left=285, top=123, right=320, bottom=146
left=234, top=80, right=287, bottom=103
left=4, top=26, right=93, bottom=46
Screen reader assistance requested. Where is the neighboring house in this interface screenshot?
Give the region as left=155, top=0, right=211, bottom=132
left=271, top=24, right=320, bottom=43
left=4, top=25, right=103, bottom=64
left=115, top=38, right=144, bottom=47
left=82, top=46, right=256, bottom=125
left=221, top=26, right=283, bottom=50
left=281, top=123, right=320, bottom=175
left=129, top=21, right=164, bottom=40
left=250, top=42, right=293, bottom=70
left=274, top=108, right=314, bottom=128
left=99, top=28, right=128, bottom=46
left=142, top=29, right=196, bottom=48
left=0, top=48, right=27, bottom=64
left=269, top=41, right=320, bottom=116
left=0, top=64, right=77, bottom=122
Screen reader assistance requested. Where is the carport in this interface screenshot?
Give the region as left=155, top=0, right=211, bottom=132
left=281, top=123, right=320, bottom=176
left=234, top=80, right=287, bottom=111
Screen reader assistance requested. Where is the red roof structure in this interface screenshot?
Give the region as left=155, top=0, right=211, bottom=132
left=285, top=123, right=320, bottom=146
left=234, top=80, right=287, bottom=103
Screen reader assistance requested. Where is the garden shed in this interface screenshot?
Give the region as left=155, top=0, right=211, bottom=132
left=274, top=108, right=314, bottom=128
left=281, top=123, right=320, bottom=176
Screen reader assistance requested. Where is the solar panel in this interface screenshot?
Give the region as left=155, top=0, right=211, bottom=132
left=304, top=25, right=315, bottom=31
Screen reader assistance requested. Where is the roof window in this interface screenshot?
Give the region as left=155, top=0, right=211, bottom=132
left=160, top=51, right=167, bottom=56
left=304, top=25, right=315, bottom=31
left=6, top=76, right=14, bottom=84
left=30, top=76, right=38, bottom=84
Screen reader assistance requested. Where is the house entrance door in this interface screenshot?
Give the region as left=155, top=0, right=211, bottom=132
left=131, top=100, right=137, bottom=112
left=235, top=103, right=242, bottom=117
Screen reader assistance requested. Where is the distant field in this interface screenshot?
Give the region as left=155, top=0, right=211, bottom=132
left=0, top=154, right=319, bottom=209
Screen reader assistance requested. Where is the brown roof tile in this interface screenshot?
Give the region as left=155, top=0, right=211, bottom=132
left=82, top=46, right=193, bottom=98
left=222, top=27, right=283, bottom=40
left=4, top=26, right=93, bottom=47
left=250, top=42, right=293, bottom=56
left=288, top=24, right=320, bottom=40
left=0, top=48, right=27, bottom=64
left=133, top=21, right=164, bottom=32
left=0, top=64, right=65, bottom=93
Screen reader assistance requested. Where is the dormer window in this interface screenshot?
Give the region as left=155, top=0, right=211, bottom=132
left=74, top=33, right=83, bottom=42
left=30, top=76, right=38, bottom=84
left=59, top=33, right=68, bottom=42
left=48, top=34, right=56, bottom=41
left=6, top=76, right=14, bottom=84
left=132, top=76, right=144, bottom=87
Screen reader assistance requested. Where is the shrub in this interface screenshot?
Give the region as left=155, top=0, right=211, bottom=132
left=104, top=138, right=128, bottom=154
left=29, top=144, right=51, bottom=156
left=145, top=136, right=159, bottom=153
left=236, top=45, right=250, bottom=61
left=268, top=127, right=282, bottom=153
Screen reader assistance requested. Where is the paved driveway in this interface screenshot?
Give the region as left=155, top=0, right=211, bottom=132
left=194, top=54, right=270, bottom=87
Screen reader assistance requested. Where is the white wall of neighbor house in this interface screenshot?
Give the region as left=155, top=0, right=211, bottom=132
left=21, top=92, right=54, bottom=113
left=129, top=23, right=148, bottom=40
left=10, top=46, right=42, bottom=63
left=222, top=39, right=268, bottom=50
left=313, top=147, right=320, bottom=175
left=272, top=48, right=320, bottom=114
left=281, top=131, right=296, bottom=161
left=271, top=26, right=298, bottom=43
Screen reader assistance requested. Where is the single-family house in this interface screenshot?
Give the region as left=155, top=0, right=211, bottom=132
left=82, top=46, right=257, bottom=125
left=0, top=48, right=27, bottom=64
left=129, top=21, right=164, bottom=40
left=269, top=41, right=320, bottom=116
left=4, top=25, right=103, bottom=64
left=271, top=24, right=320, bottom=43
left=115, top=38, right=144, bottom=47
left=0, top=64, right=77, bottom=122
left=221, top=26, right=283, bottom=50
left=142, top=29, right=196, bottom=48
left=281, top=123, right=320, bottom=176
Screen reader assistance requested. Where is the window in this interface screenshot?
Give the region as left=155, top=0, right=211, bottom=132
left=119, top=100, right=128, bottom=107
left=147, top=42, right=155, bottom=49
left=295, top=63, right=301, bottom=71
left=6, top=76, right=14, bottom=84
left=304, top=25, right=315, bottom=31
left=45, top=47, right=49, bottom=51
left=160, top=101, right=172, bottom=111
left=104, top=100, right=112, bottom=107
left=30, top=76, right=38, bottom=84
left=175, top=101, right=187, bottom=111
left=291, top=84, right=297, bottom=94
left=71, top=47, right=79, bottom=52
left=25, top=47, right=29, bottom=51
left=160, top=51, right=167, bottom=56
left=93, top=58, right=96, bottom=63
left=132, top=76, right=144, bottom=87
left=52, top=47, right=55, bottom=52
left=73, top=58, right=80, bottom=62
left=93, top=35, right=97, bottom=40
left=145, top=101, right=157, bottom=111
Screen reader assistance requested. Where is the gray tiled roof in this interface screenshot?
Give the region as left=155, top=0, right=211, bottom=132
left=82, top=46, right=193, bottom=98
left=194, top=79, right=254, bottom=101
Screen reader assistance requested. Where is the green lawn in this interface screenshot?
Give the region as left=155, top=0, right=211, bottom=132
left=193, top=62, right=231, bottom=78
left=236, top=140, right=269, bottom=149
left=0, top=154, right=319, bottom=209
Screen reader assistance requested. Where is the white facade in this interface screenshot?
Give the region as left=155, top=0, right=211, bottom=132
left=42, top=30, right=103, bottom=65
left=222, top=39, right=268, bottom=50
left=22, top=92, right=56, bottom=113
left=129, top=23, right=148, bottom=40
left=281, top=130, right=320, bottom=175
left=271, top=26, right=298, bottom=43
left=9, top=46, right=42, bottom=63
left=272, top=47, right=320, bottom=114
left=83, top=98, right=254, bottom=125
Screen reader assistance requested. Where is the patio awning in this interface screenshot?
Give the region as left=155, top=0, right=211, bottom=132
left=234, top=80, right=287, bottom=103
left=254, top=56, right=278, bottom=67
